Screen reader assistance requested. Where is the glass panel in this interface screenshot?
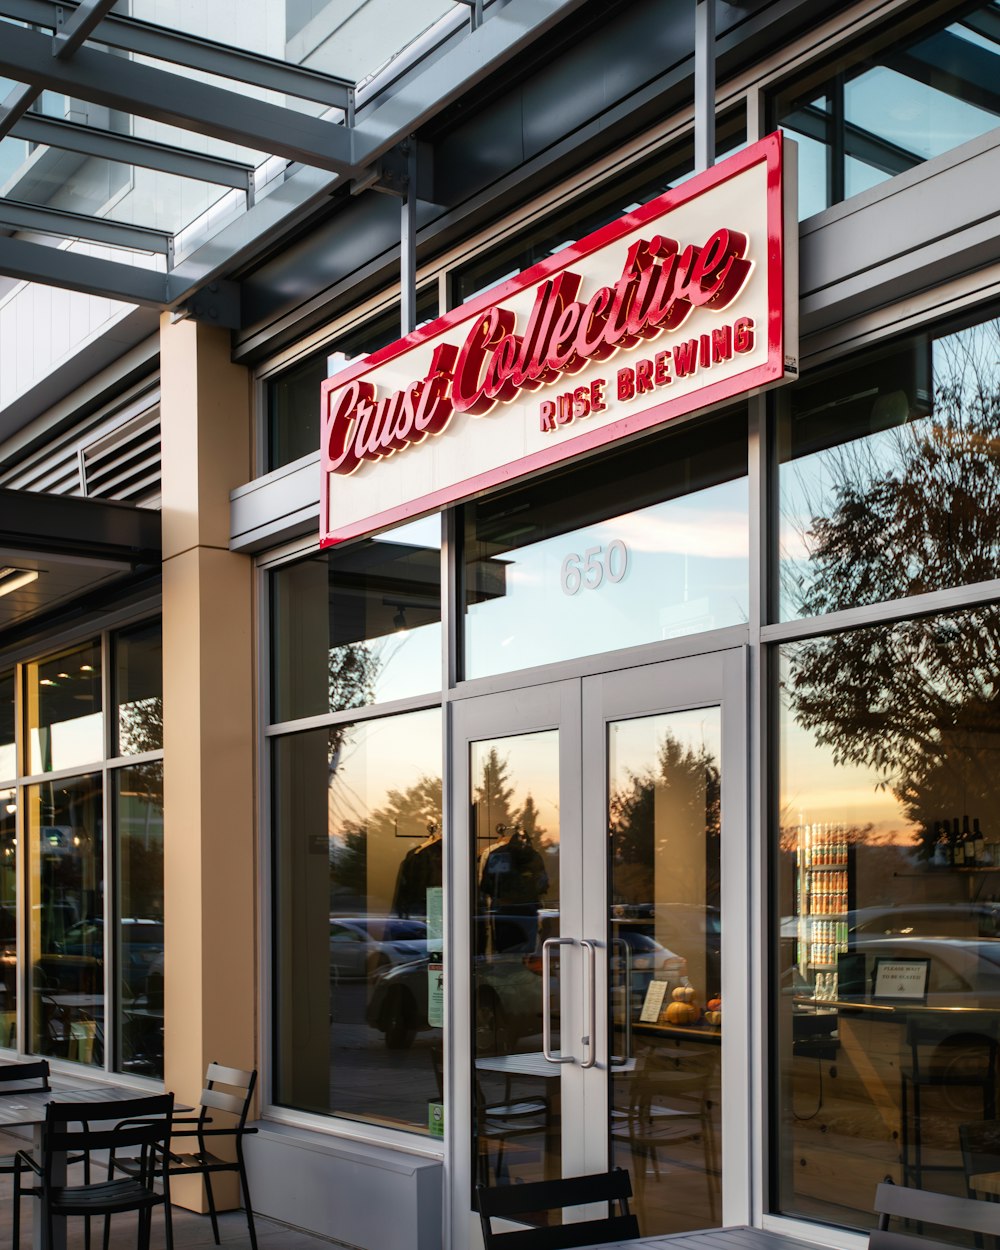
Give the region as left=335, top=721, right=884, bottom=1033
left=272, top=708, right=442, bottom=1134
left=472, top=732, right=560, bottom=1189
left=115, top=619, right=163, bottom=756
left=25, top=641, right=103, bottom=775
left=454, top=117, right=746, bottom=304
left=0, top=788, right=16, bottom=1048
left=127, top=0, right=455, bottom=80
left=27, top=773, right=104, bottom=1067
left=0, top=672, right=13, bottom=781
left=267, top=293, right=438, bottom=471
left=775, top=605, right=1000, bottom=1229
left=773, top=2, right=1000, bottom=218
left=464, top=412, right=748, bottom=680
left=114, top=763, right=164, bottom=1078
left=271, top=515, right=442, bottom=722
left=778, top=315, right=1000, bottom=621
left=609, top=708, right=722, bottom=1236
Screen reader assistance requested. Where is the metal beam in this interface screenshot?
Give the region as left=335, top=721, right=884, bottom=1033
left=0, top=234, right=171, bottom=305
left=401, top=140, right=417, bottom=336
left=51, top=0, right=118, bottom=58
left=694, top=0, right=715, bottom=172
left=0, top=82, right=40, bottom=142
left=0, top=22, right=355, bottom=174
left=10, top=114, right=254, bottom=190
left=0, top=197, right=173, bottom=255
left=0, top=0, right=354, bottom=108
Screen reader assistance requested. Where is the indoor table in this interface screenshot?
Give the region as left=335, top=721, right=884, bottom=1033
left=0, top=1077, right=179, bottom=1250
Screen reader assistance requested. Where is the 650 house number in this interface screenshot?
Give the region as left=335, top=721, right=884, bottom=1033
left=560, top=540, right=629, bottom=596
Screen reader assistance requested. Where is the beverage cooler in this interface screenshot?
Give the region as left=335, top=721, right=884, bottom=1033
left=792, top=824, right=854, bottom=1003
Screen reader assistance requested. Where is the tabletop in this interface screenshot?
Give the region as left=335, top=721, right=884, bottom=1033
left=0, top=1081, right=179, bottom=1128
left=594, top=1227, right=825, bottom=1250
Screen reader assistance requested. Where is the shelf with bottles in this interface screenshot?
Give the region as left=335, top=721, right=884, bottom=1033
left=926, top=815, right=992, bottom=867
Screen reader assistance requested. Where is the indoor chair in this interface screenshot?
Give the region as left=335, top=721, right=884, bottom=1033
left=12, top=1092, right=174, bottom=1250
left=476, top=1167, right=639, bottom=1250
left=611, top=1049, right=720, bottom=1226
left=900, top=1017, right=998, bottom=1189
left=114, top=1062, right=258, bottom=1250
left=871, top=1179, right=1000, bottom=1250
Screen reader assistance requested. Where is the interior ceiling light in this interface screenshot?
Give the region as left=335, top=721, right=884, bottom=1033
left=0, top=568, right=38, bottom=598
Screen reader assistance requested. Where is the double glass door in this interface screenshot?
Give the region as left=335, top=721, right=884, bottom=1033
left=450, top=650, right=749, bottom=1244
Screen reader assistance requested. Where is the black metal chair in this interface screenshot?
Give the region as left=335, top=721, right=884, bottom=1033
left=900, top=1017, right=998, bottom=1188
left=114, top=1062, right=258, bottom=1250
left=476, top=1168, right=639, bottom=1249
left=871, top=1180, right=1000, bottom=1250
left=12, top=1092, right=174, bottom=1250
left=0, top=1060, right=50, bottom=1177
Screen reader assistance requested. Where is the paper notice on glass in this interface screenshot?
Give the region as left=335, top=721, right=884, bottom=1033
left=428, top=961, right=444, bottom=1028
left=639, top=979, right=668, bottom=1023
left=427, top=887, right=443, bottom=948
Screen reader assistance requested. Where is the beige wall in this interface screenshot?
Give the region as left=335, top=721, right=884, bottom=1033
left=160, top=315, right=255, bottom=1209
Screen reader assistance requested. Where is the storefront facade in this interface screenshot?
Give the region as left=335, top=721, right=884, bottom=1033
left=2, top=1, right=1000, bottom=1247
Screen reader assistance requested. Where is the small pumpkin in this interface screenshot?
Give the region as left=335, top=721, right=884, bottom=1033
left=671, top=984, right=696, bottom=1003
left=706, top=996, right=722, bottom=1012
left=665, top=1001, right=699, bottom=1025
left=704, top=1009, right=722, bottom=1026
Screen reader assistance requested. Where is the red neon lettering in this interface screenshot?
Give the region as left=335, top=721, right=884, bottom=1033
left=711, top=326, right=733, bottom=362
left=617, top=367, right=635, bottom=400
left=590, top=378, right=607, bottom=411
left=653, top=351, right=671, bottom=386
left=673, top=340, right=698, bottom=377
left=539, top=399, right=556, bottom=431
left=453, top=307, right=516, bottom=415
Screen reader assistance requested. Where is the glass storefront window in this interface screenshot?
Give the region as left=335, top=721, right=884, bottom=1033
left=267, top=293, right=438, bottom=472
left=27, top=772, right=103, bottom=1067
left=774, top=604, right=1000, bottom=1228
left=25, top=641, right=102, bottom=775
left=272, top=708, right=443, bottom=1134
left=114, top=763, right=164, bottom=1078
left=778, top=315, right=1000, bottom=622
left=454, top=116, right=746, bottom=305
left=271, top=515, right=442, bottom=723
left=115, top=620, right=163, bottom=757
left=772, top=3, right=1000, bottom=219
left=0, top=671, right=13, bottom=780
left=463, top=411, right=748, bottom=680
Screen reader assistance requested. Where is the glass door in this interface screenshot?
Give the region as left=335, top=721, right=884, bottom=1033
left=449, top=651, right=748, bottom=1245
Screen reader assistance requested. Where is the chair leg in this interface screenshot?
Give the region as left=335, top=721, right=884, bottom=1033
left=238, top=1156, right=259, bottom=1250
left=163, top=1167, right=174, bottom=1250
left=204, top=1171, right=221, bottom=1245
left=11, top=1174, right=19, bottom=1250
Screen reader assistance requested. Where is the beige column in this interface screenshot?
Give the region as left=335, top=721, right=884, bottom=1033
left=160, top=314, right=255, bottom=1211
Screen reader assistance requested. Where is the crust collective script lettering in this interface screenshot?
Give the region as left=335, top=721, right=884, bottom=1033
left=325, top=226, right=755, bottom=476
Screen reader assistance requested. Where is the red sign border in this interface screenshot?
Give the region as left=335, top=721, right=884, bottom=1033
left=321, top=131, right=789, bottom=547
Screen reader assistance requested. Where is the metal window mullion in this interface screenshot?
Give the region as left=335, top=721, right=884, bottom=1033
left=264, top=692, right=444, bottom=739
left=102, top=629, right=114, bottom=1075
left=14, top=665, right=25, bottom=1055
left=256, top=556, right=274, bottom=1109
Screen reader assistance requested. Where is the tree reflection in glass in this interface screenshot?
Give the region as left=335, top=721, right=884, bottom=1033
left=780, top=319, right=1000, bottom=620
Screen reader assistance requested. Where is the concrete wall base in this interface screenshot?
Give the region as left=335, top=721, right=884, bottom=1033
left=244, top=1123, right=443, bottom=1250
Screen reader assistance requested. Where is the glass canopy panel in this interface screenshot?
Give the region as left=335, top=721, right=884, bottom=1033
left=126, top=0, right=458, bottom=80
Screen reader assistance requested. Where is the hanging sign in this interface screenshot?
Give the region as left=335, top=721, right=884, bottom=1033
left=321, top=132, right=797, bottom=546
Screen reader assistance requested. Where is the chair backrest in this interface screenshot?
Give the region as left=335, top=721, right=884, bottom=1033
left=871, top=1181, right=1000, bottom=1250
left=198, top=1062, right=256, bottom=1131
left=0, top=1059, right=49, bottom=1094
left=42, top=1093, right=174, bottom=1186
left=906, top=1017, right=998, bottom=1078
left=477, top=1169, right=640, bottom=1250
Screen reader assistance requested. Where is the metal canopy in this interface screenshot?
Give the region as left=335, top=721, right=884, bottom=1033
left=0, top=0, right=588, bottom=321
left=0, top=485, right=161, bottom=564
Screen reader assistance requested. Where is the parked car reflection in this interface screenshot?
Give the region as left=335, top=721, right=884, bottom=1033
left=329, top=916, right=428, bottom=981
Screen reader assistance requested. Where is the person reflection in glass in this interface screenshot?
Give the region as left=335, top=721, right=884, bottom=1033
left=479, top=823, right=549, bottom=953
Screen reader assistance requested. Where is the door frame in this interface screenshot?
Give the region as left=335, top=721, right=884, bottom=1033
left=445, top=647, right=749, bottom=1246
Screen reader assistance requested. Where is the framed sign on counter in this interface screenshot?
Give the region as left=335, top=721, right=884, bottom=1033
left=872, top=957, right=930, bottom=1002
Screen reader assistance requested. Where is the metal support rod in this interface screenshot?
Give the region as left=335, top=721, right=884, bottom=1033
left=694, top=0, right=716, bottom=173
left=400, top=138, right=418, bottom=336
